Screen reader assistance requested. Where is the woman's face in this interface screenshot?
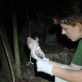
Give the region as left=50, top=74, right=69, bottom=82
left=60, top=23, right=82, bottom=41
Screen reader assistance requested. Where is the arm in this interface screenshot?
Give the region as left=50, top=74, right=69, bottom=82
left=49, top=61, right=82, bottom=82
left=52, top=65, right=82, bottom=82
left=37, top=59, right=82, bottom=82
left=49, top=61, right=81, bottom=70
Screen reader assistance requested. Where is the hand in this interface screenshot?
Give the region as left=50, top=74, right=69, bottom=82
left=36, top=59, right=53, bottom=76
left=35, top=46, right=45, bottom=58
left=30, top=47, right=45, bottom=60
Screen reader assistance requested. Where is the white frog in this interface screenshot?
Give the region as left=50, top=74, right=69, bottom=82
left=27, top=37, right=45, bottom=60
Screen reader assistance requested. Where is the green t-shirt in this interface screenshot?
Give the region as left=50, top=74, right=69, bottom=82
left=72, top=39, right=82, bottom=66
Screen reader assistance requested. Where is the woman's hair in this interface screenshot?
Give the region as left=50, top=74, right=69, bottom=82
left=60, top=14, right=82, bottom=26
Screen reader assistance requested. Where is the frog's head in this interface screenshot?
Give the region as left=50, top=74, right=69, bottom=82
left=27, top=37, right=39, bottom=49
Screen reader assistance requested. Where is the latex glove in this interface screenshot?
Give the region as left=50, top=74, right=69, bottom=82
left=36, top=59, right=53, bottom=76
left=42, top=57, right=49, bottom=62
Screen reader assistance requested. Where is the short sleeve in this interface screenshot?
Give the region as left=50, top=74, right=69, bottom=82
left=72, top=40, right=82, bottom=66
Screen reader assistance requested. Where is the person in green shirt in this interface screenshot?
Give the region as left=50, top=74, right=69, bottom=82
left=36, top=14, right=82, bottom=82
